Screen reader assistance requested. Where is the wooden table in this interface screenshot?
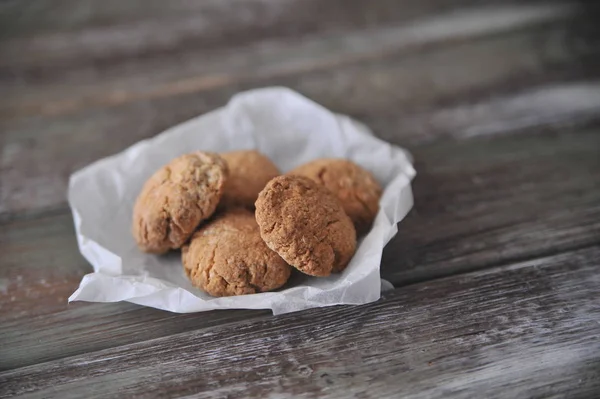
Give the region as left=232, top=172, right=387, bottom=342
left=1, top=1, right=599, bottom=397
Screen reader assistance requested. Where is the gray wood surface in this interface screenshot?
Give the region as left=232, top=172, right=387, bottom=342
left=1, top=0, right=599, bottom=397
left=2, top=1, right=597, bottom=215
left=2, top=124, right=598, bottom=371
left=2, top=246, right=599, bottom=398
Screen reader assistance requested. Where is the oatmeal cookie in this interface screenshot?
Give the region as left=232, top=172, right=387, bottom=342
left=182, top=209, right=291, bottom=296
left=255, top=175, right=356, bottom=276
left=220, top=150, right=280, bottom=210
left=288, top=159, right=382, bottom=233
left=132, top=151, right=228, bottom=254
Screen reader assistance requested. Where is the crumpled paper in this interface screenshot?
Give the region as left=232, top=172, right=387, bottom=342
left=68, top=87, right=415, bottom=315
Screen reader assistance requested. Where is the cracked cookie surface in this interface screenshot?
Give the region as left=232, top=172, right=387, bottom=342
left=255, top=175, right=356, bottom=276
left=132, top=151, right=228, bottom=254
left=288, top=159, right=382, bottom=234
left=182, top=209, right=291, bottom=297
left=220, top=150, right=280, bottom=210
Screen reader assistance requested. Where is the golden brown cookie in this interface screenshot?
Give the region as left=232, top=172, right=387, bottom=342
left=288, top=159, right=382, bottom=233
left=220, top=150, right=280, bottom=210
left=255, top=175, right=357, bottom=277
left=182, top=209, right=291, bottom=297
left=132, top=152, right=228, bottom=254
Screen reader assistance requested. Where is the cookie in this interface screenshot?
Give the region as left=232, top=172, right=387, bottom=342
left=182, top=209, right=291, bottom=297
left=132, top=151, right=228, bottom=254
left=288, top=159, right=382, bottom=233
left=220, top=150, right=280, bottom=210
left=255, top=175, right=356, bottom=276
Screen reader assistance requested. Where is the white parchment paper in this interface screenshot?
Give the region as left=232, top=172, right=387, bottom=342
left=68, top=87, right=415, bottom=315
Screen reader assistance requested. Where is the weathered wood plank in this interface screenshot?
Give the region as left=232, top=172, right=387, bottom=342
left=382, top=124, right=600, bottom=284
left=2, top=15, right=599, bottom=214
left=0, top=211, right=268, bottom=370
left=1, top=124, right=598, bottom=370
left=0, top=0, right=548, bottom=75
left=1, top=1, right=599, bottom=384
left=1, top=246, right=599, bottom=398
left=1, top=2, right=582, bottom=121
left=0, top=302, right=268, bottom=372
left=0, top=0, right=477, bottom=42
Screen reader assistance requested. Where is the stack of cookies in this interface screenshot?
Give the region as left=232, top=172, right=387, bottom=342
left=132, top=150, right=382, bottom=297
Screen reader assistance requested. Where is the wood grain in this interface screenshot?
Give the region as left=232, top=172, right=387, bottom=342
left=0, top=0, right=550, bottom=77
left=0, top=0, right=472, bottom=57
left=0, top=212, right=267, bottom=370
left=1, top=2, right=580, bottom=119
left=383, top=124, right=600, bottom=284
left=2, top=246, right=599, bottom=398
left=1, top=1, right=599, bottom=395
left=2, top=13, right=599, bottom=214
left=1, top=123, right=598, bottom=370
left=0, top=302, right=269, bottom=372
